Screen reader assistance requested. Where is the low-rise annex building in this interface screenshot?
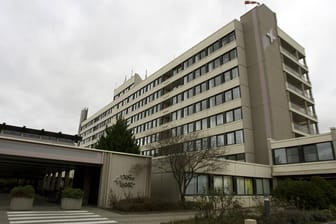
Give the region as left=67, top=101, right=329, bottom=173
left=0, top=123, right=151, bottom=208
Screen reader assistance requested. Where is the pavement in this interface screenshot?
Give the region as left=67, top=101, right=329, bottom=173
left=0, top=193, right=195, bottom=224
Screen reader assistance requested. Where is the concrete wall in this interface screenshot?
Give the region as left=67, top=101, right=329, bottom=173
left=98, top=152, right=151, bottom=208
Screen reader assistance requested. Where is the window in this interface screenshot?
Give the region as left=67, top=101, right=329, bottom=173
left=201, top=99, right=208, bottom=110
left=274, top=148, right=287, bottom=164
left=232, top=87, right=240, bottom=99
left=216, top=93, right=223, bottom=105
left=209, top=96, right=216, bottom=107
left=303, top=145, right=317, bottom=162
left=217, top=135, right=225, bottom=147
left=198, top=175, right=208, bottom=194
left=195, top=85, right=201, bottom=95
left=224, top=71, right=231, bottom=82
left=226, top=132, right=235, bottom=145
left=236, top=177, right=245, bottom=195
left=263, top=179, right=271, bottom=195
left=188, top=123, right=194, bottom=133
left=210, top=136, right=217, bottom=148
left=215, top=75, right=222, bottom=86
left=202, top=118, right=208, bottom=130
left=245, top=178, right=253, bottom=195
left=317, top=142, right=334, bottom=161
left=234, top=108, right=242, bottom=120
left=214, top=176, right=223, bottom=193
left=286, top=147, right=299, bottom=163
left=223, top=176, right=233, bottom=194
left=210, top=116, right=216, bottom=128
left=201, top=82, right=207, bottom=93
left=235, top=130, right=243, bottom=144
left=186, top=176, right=197, bottom=195
left=195, top=139, right=202, bottom=151
left=195, top=102, right=201, bottom=113
left=202, top=138, right=209, bottom=150
left=216, top=114, right=224, bottom=125
left=195, top=120, right=201, bottom=131
left=226, top=110, right=234, bottom=123
left=232, top=67, right=239, bottom=78
left=225, top=91, right=232, bottom=101
left=209, top=78, right=215, bottom=89
left=256, top=179, right=263, bottom=195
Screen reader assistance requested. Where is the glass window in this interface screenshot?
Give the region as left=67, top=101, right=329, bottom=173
left=223, top=53, right=230, bottom=63
left=214, top=57, right=221, bottom=68
left=223, top=176, right=233, bottom=194
left=232, top=67, right=239, bottom=78
left=217, top=135, right=225, bottom=147
left=200, top=65, right=207, bottom=75
left=303, top=145, right=317, bottom=162
left=226, top=132, right=235, bottom=145
left=202, top=138, right=209, bottom=150
left=209, top=78, right=215, bottom=89
left=274, top=148, right=287, bottom=164
left=210, top=116, right=216, bottom=128
left=214, top=176, right=223, bottom=193
left=235, top=130, right=243, bottom=144
left=209, top=96, right=216, bottom=107
left=216, top=93, right=223, bottom=105
left=236, top=177, right=245, bottom=195
left=245, top=178, right=253, bottom=195
left=210, top=136, right=217, bottom=148
left=186, top=176, right=197, bottom=195
left=263, top=179, right=271, bottom=195
left=195, top=85, right=201, bottom=95
left=225, top=91, right=232, bottom=101
left=195, top=102, right=201, bottom=113
left=188, top=88, right=194, bottom=98
left=215, top=75, right=222, bottom=86
left=224, top=71, right=231, bottom=82
left=171, top=128, right=176, bottom=137
left=198, top=175, right=208, bottom=194
left=230, top=49, right=237, bottom=59
left=195, top=139, right=202, bottom=151
left=188, top=105, right=194, bottom=115
left=183, top=124, right=188, bottom=134
left=201, top=82, right=207, bottom=93
left=226, top=110, right=234, bottom=123
left=195, top=120, right=201, bottom=131
left=201, top=99, right=208, bottom=110
left=232, top=87, right=240, bottom=99
left=188, top=123, right=194, bottom=133
left=256, top=179, right=263, bottom=195
left=176, top=126, right=182, bottom=136
left=202, top=118, right=208, bottom=130
left=216, top=114, right=224, bottom=125
left=286, top=147, right=300, bottom=163
left=171, top=112, right=177, bottom=121
left=234, top=108, right=242, bottom=121
left=317, top=142, right=334, bottom=161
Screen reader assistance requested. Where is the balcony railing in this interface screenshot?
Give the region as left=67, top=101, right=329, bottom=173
left=290, top=103, right=316, bottom=118
left=284, top=64, right=309, bottom=83
left=287, top=83, right=313, bottom=101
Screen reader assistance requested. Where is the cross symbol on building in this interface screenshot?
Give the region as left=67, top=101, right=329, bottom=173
left=266, top=28, right=276, bottom=44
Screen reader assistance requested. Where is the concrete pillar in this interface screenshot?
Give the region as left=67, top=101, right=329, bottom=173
left=64, top=170, right=70, bottom=188
left=50, top=172, right=57, bottom=191
left=46, top=173, right=52, bottom=191
left=56, top=171, right=62, bottom=191
left=244, top=219, right=257, bottom=224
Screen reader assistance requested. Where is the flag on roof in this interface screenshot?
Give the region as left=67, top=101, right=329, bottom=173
left=244, top=1, right=260, bottom=5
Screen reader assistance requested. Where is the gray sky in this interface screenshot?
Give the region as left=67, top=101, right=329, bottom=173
left=1, top=0, right=335, bottom=134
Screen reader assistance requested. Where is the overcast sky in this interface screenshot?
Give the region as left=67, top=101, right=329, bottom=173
left=1, top=0, right=335, bottom=135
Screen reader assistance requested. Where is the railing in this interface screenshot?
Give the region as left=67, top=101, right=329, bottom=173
left=287, top=83, right=313, bottom=100
left=284, top=64, right=309, bottom=83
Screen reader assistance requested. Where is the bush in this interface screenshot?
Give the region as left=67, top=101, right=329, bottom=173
left=62, top=187, right=84, bottom=199
left=10, top=185, right=35, bottom=198
left=272, top=177, right=336, bottom=209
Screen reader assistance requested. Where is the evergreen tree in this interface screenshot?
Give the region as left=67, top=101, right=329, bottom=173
left=95, top=117, right=139, bottom=154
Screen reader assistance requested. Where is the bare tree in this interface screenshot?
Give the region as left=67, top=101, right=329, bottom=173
left=152, top=134, right=225, bottom=202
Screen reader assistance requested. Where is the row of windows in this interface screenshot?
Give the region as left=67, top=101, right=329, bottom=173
left=171, top=87, right=241, bottom=122
left=172, top=66, right=239, bottom=105
left=172, top=107, right=242, bottom=137
left=116, top=49, right=238, bottom=126
left=183, top=130, right=244, bottom=152
left=172, top=31, right=236, bottom=76
left=181, top=48, right=237, bottom=86
left=141, top=129, right=244, bottom=156
left=186, top=174, right=271, bottom=196
left=273, top=141, right=335, bottom=165
left=80, top=47, right=238, bottom=138
left=113, top=32, right=236, bottom=115
left=137, top=88, right=241, bottom=146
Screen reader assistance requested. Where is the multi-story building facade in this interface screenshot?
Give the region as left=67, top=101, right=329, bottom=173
left=78, top=4, right=318, bottom=166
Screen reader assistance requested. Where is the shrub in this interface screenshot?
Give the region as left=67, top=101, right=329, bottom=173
left=272, top=177, right=336, bottom=209
left=62, top=187, right=84, bottom=199
left=10, top=185, right=35, bottom=198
